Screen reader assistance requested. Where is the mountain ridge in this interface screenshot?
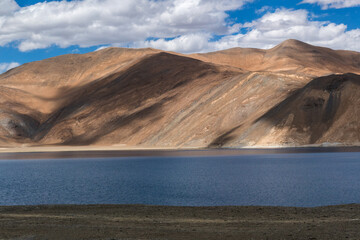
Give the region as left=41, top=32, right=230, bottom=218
left=191, top=39, right=360, bottom=76
left=0, top=39, right=359, bottom=148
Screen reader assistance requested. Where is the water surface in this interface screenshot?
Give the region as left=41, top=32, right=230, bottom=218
left=0, top=152, right=359, bottom=207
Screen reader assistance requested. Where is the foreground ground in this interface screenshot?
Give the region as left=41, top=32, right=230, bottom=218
left=0, top=204, right=359, bottom=240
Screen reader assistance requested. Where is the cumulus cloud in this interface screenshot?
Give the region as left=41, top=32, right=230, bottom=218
left=0, top=62, right=20, bottom=73
left=229, top=8, right=360, bottom=51
left=0, top=1, right=359, bottom=53
left=0, top=0, right=251, bottom=51
left=133, top=33, right=212, bottom=53
left=300, top=0, right=360, bottom=9
left=0, top=0, right=19, bottom=16
left=134, top=8, right=360, bottom=52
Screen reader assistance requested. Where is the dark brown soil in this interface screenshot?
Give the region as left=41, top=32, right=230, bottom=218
left=0, top=204, right=359, bottom=240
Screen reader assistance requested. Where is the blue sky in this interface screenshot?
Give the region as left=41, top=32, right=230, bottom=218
left=0, top=0, right=359, bottom=73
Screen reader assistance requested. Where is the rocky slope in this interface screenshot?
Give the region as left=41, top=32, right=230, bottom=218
left=0, top=39, right=359, bottom=148
left=191, top=39, right=360, bottom=77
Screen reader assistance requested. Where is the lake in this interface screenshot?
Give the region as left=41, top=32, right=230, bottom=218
left=0, top=152, right=359, bottom=207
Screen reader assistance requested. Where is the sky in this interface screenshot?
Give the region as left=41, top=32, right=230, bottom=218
left=0, top=0, right=359, bottom=73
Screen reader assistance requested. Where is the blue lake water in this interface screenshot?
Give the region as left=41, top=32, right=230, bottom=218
left=0, top=152, right=359, bottom=207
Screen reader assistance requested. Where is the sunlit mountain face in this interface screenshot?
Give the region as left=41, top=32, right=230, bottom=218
left=0, top=40, right=359, bottom=148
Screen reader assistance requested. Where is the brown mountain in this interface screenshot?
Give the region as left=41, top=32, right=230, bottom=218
left=233, top=73, right=360, bottom=146
left=0, top=39, right=359, bottom=148
left=191, top=39, right=360, bottom=77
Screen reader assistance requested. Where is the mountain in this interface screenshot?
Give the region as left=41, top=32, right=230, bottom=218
left=237, top=73, right=360, bottom=146
left=210, top=73, right=360, bottom=147
left=191, top=39, right=360, bottom=77
left=0, top=39, right=359, bottom=148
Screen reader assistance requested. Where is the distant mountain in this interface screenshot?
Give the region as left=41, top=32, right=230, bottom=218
left=0, top=39, right=359, bottom=148
left=191, top=39, right=360, bottom=77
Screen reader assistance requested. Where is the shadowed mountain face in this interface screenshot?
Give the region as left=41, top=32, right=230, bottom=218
left=224, top=73, right=360, bottom=147
left=0, top=39, right=359, bottom=148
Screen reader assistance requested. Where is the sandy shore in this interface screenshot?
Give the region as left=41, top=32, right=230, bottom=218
left=1, top=145, right=360, bottom=160
left=0, top=145, right=183, bottom=153
left=1, top=144, right=360, bottom=153
left=0, top=204, right=359, bottom=239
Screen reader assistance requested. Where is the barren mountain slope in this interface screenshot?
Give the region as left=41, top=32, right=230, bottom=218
left=0, top=47, right=159, bottom=113
left=0, top=39, right=359, bottom=148
left=191, top=39, right=360, bottom=77
left=1, top=47, right=159, bottom=88
left=33, top=53, right=306, bottom=147
left=221, top=73, right=360, bottom=147
left=0, top=51, right=305, bottom=147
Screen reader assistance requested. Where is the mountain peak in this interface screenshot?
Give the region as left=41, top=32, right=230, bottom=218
left=274, top=39, right=311, bottom=49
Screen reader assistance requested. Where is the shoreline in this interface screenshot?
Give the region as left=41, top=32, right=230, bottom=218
left=0, top=145, right=360, bottom=160
left=1, top=203, right=359, bottom=239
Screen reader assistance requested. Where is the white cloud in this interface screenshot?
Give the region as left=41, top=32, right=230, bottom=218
left=0, top=62, right=20, bottom=73
left=134, top=8, right=360, bottom=52
left=0, top=1, right=359, bottom=54
left=133, top=33, right=212, bottom=53
left=224, top=8, right=360, bottom=51
left=0, top=0, right=251, bottom=51
left=0, top=0, right=19, bottom=16
left=300, top=0, right=360, bottom=9
left=255, top=6, right=273, bottom=14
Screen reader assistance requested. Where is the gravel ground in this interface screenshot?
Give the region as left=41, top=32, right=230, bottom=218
left=0, top=204, right=359, bottom=240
